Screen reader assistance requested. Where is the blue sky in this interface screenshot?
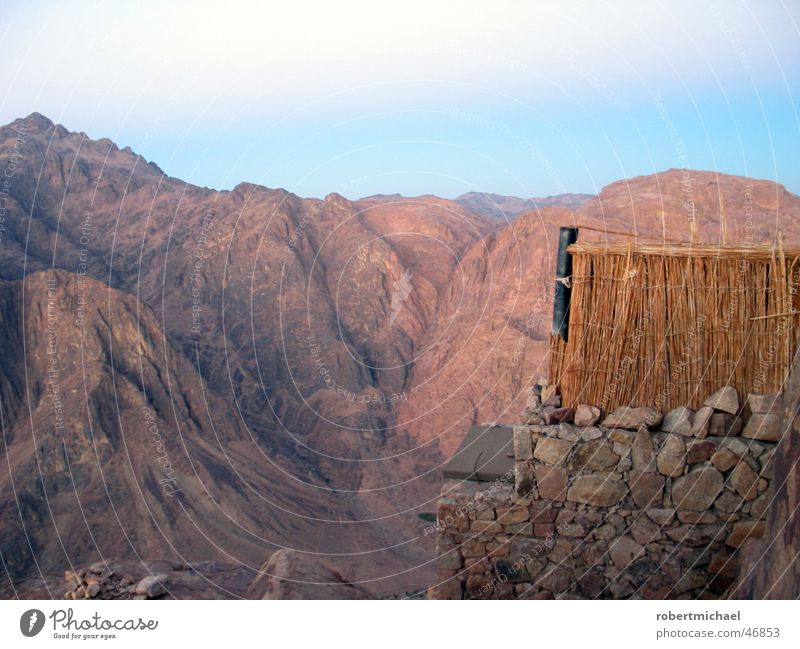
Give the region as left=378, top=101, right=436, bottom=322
left=1, top=0, right=798, bottom=199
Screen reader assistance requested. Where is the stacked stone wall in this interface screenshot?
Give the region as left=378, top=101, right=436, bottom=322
left=433, top=387, right=779, bottom=599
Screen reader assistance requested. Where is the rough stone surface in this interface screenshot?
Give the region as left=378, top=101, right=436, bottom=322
left=726, top=521, right=766, bottom=548
left=686, top=440, right=717, bottom=464
left=730, top=462, right=760, bottom=501
left=574, top=405, right=601, bottom=427
left=601, top=407, right=662, bottom=430
left=631, top=428, right=657, bottom=472
left=542, top=407, right=574, bottom=425
left=628, top=471, right=665, bottom=508
left=704, top=386, right=739, bottom=414
left=609, top=536, right=645, bottom=570
left=513, top=426, right=533, bottom=460
left=569, top=440, right=619, bottom=470
left=741, top=414, right=781, bottom=442
left=671, top=466, right=724, bottom=511
left=662, top=406, right=694, bottom=436
left=567, top=473, right=627, bottom=507
left=533, top=466, right=568, bottom=501
left=657, top=435, right=686, bottom=477
left=747, top=393, right=781, bottom=416
left=533, top=438, right=573, bottom=465
left=691, top=406, right=714, bottom=437
left=709, top=413, right=742, bottom=436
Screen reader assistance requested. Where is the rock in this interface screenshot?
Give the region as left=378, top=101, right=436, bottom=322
left=609, top=535, right=645, bottom=570
left=710, top=448, right=739, bottom=472
left=677, top=510, right=718, bottom=524
left=539, top=565, right=573, bottom=594
left=645, top=508, right=676, bottom=525
left=709, top=413, right=742, bottom=436
left=567, top=473, right=627, bottom=507
left=741, top=414, right=781, bottom=442
left=630, top=515, right=663, bottom=545
left=628, top=470, right=665, bottom=508
left=471, top=520, right=503, bottom=534
left=704, top=386, right=739, bottom=414
left=514, top=460, right=534, bottom=497
left=465, top=574, right=493, bottom=598
left=747, top=393, right=781, bottom=416
left=608, top=429, right=635, bottom=445
left=725, top=521, right=766, bottom=548
left=750, top=489, right=771, bottom=519
left=708, top=551, right=738, bottom=577
left=495, top=505, right=529, bottom=524
left=722, top=437, right=749, bottom=456
left=671, top=466, right=724, bottom=510
left=729, top=462, right=760, bottom=500
left=691, top=406, right=714, bottom=437
left=134, top=575, right=167, bottom=598
left=759, top=447, right=776, bottom=476
left=533, top=465, right=568, bottom=501
left=601, top=407, right=662, bottom=430
left=88, top=562, right=106, bottom=575
left=85, top=581, right=101, bottom=598
left=662, top=406, right=694, bottom=436
left=555, top=422, right=578, bottom=441
left=666, top=525, right=709, bottom=546
left=577, top=426, right=604, bottom=441
left=569, top=440, right=619, bottom=470
left=574, top=405, right=601, bottom=427
left=686, top=440, right=717, bottom=464
left=542, top=406, right=574, bottom=424
left=533, top=437, right=573, bottom=465
left=513, top=426, right=533, bottom=461
left=657, top=434, right=686, bottom=477
left=438, top=500, right=469, bottom=531
left=541, top=385, right=560, bottom=407
left=714, top=490, right=743, bottom=513
left=526, top=389, right=542, bottom=413
left=631, top=428, right=657, bottom=471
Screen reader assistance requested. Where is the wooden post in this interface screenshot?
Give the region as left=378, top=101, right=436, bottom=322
left=551, top=226, right=579, bottom=341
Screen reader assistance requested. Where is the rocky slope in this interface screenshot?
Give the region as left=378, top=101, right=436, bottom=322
left=455, top=191, right=594, bottom=220
left=1, top=112, right=798, bottom=597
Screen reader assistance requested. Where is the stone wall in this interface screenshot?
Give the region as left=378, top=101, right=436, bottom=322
left=432, top=386, right=779, bottom=599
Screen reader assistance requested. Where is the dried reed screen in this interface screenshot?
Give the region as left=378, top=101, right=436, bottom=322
left=548, top=242, right=800, bottom=413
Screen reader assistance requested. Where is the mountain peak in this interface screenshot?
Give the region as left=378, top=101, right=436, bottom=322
left=18, top=111, right=55, bottom=132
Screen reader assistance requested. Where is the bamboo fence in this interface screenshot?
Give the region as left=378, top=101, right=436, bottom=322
left=548, top=241, right=800, bottom=413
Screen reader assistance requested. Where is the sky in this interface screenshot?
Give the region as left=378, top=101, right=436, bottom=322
left=1, top=0, right=798, bottom=199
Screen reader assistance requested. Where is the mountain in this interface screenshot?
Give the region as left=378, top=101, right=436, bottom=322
left=1, top=112, right=798, bottom=597
left=455, top=191, right=594, bottom=220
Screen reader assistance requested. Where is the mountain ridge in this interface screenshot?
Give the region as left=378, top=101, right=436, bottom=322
left=2, top=112, right=799, bottom=597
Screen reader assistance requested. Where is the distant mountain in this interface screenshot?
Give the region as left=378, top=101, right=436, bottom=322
left=455, top=191, right=594, bottom=220
left=1, top=112, right=798, bottom=597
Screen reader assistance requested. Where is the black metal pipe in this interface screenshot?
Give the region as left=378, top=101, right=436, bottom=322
left=551, top=226, right=579, bottom=341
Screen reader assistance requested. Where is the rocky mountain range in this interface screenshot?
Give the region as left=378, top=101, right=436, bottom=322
left=1, top=112, right=798, bottom=598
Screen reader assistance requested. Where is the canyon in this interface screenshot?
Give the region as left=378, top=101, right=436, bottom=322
left=1, top=112, right=798, bottom=598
